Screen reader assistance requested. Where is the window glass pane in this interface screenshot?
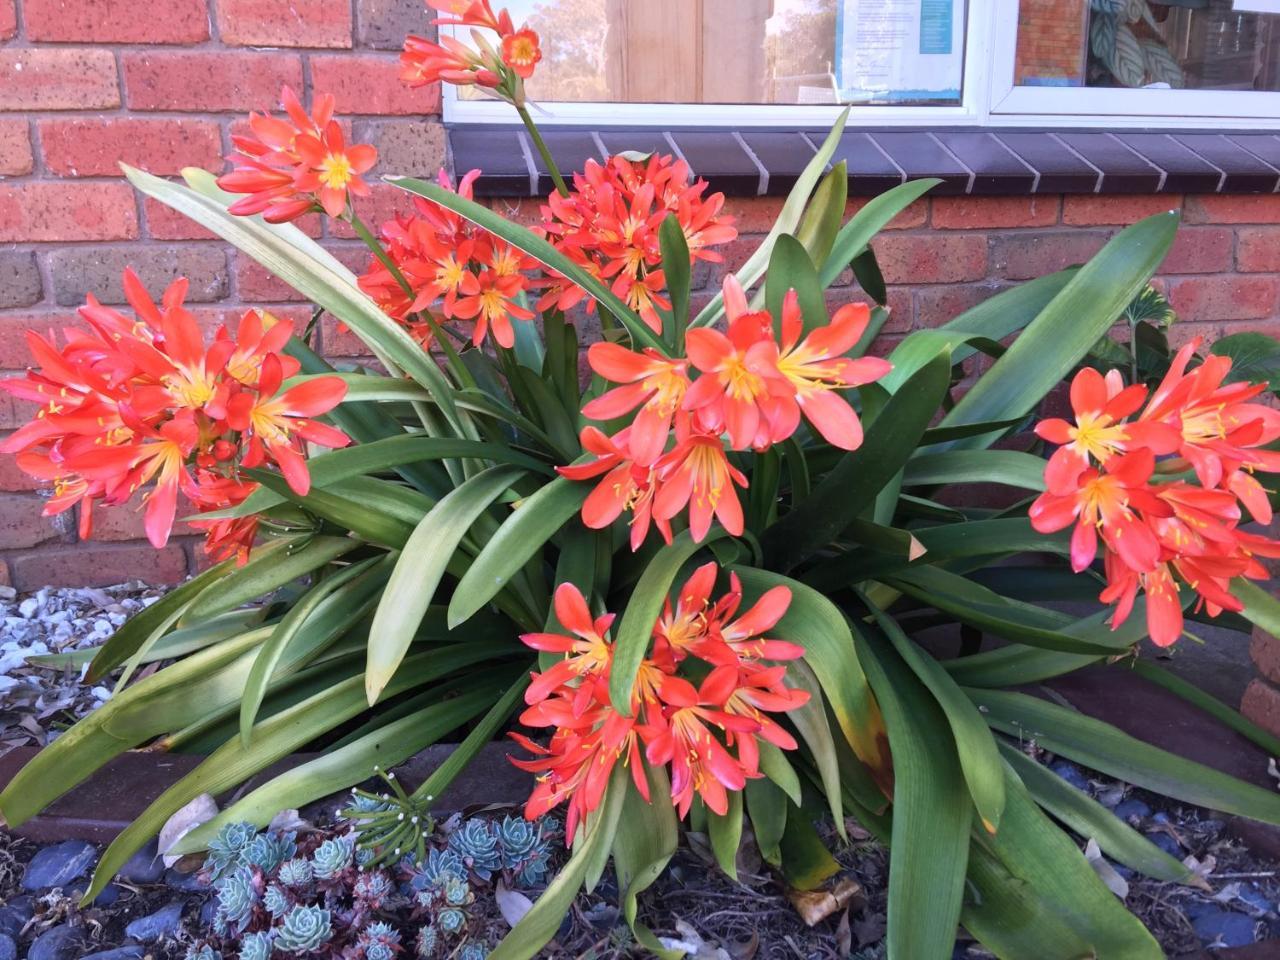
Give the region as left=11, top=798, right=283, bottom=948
left=453, top=0, right=965, bottom=105
left=1015, top=0, right=1280, bottom=91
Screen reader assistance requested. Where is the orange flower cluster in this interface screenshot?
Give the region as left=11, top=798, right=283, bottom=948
left=1030, top=340, right=1280, bottom=646
left=402, top=1, right=542, bottom=106
left=217, top=85, right=377, bottom=223
left=357, top=169, right=538, bottom=348
left=538, top=153, right=738, bottom=332
left=560, top=277, right=892, bottom=549
left=0, top=271, right=349, bottom=562
left=511, top=564, right=809, bottom=835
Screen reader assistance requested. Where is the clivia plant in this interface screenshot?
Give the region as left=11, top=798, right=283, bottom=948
left=3, top=1, right=1280, bottom=957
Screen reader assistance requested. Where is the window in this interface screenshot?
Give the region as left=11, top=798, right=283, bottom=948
left=442, top=0, right=1280, bottom=125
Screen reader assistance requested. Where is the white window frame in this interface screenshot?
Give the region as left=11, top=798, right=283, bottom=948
left=443, top=0, right=1280, bottom=128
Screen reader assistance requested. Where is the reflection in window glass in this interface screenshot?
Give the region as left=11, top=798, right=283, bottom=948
left=454, top=0, right=964, bottom=105
left=1016, top=0, right=1280, bottom=91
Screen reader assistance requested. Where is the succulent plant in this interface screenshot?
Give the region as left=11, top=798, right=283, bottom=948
left=263, top=883, right=291, bottom=917
left=459, top=945, right=489, bottom=960
left=437, top=907, right=466, bottom=936
left=415, top=926, right=438, bottom=958
left=353, top=870, right=393, bottom=906
left=238, top=930, right=274, bottom=960
left=310, top=834, right=355, bottom=880
left=185, top=946, right=222, bottom=960
left=206, top=822, right=258, bottom=881
left=496, top=816, right=553, bottom=888
left=242, top=830, right=297, bottom=873
left=408, top=847, right=465, bottom=900
left=357, top=921, right=401, bottom=960
left=277, top=857, right=314, bottom=888
left=448, top=820, right=501, bottom=881
left=216, top=866, right=260, bottom=928
left=275, top=904, right=333, bottom=954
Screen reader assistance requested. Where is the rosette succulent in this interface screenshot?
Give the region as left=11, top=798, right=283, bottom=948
left=185, top=947, right=222, bottom=960
left=311, top=835, right=355, bottom=881
left=277, top=858, right=314, bottom=888
left=216, top=866, right=260, bottom=929
left=496, top=816, right=553, bottom=888
left=275, top=904, right=333, bottom=954
left=415, top=926, right=438, bottom=959
left=263, top=883, right=291, bottom=918
left=206, top=822, right=258, bottom=881
left=242, top=831, right=297, bottom=873
left=357, top=921, right=401, bottom=960
left=353, top=870, right=393, bottom=906
left=448, top=820, right=501, bottom=881
left=459, top=945, right=489, bottom=960
left=408, top=847, right=465, bottom=900
left=238, top=930, right=274, bottom=960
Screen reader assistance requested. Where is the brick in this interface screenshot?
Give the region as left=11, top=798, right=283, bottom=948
left=90, top=491, right=195, bottom=542
left=1062, top=195, right=1183, bottom=226
left=354, top=119, right=446, bottom=176
left=719, top=197, right=785, bottom=234
left=0, top=183, right=139, bottom=242
left=1251, top=625, right=1280, bottom=686
left=0, top=0, right=14, bottom=40
left=0, top=50, right=121, bottom=111
left=143, top=198, right=220, bottom=241
left=124, top=52, right=302, bottom=112
left=47, top=247, right=228, bottom=307
left=357, top=0, right=432, bottom=49
left=931, top=196, right=1059, bottom=230
left=6, top=542, right=190, bottom=590
left=312, top=55, right=440, bottom=115
left=39, top=119, right=223, bottom=178
left=989, top=230, right=1110, bottom=281
left=1166, top=275, right=1280, bottom=322
left=236, top=246, right=364, bottom=301
left=879, top=288, right=915, bottom=334
left=1237, top=227, right=1280, bottom=273
left=1157, top=227, right=1233, bottom=275
left=0, top=438, right=42, bottom=492
left=0, top=252, right=41, bottom=308
left=1241, top=679, right=1280, bottom=741
left=0, top=494, right=65, bottom=549
left=330, top=183, right=414, bottom=238
left=0, top=379, right=39, bottom=429
left=25, top=0, right=209, bottom=41
left=916, top=283, right=1005, bottom=329
left=847, top=196, right=928, bottom=230
left=319, top=314, right=372, bottom=357
left=218, top=0, right=352, bottom=48
left=1185, top=194, right=1280, bottom=225
left=0, top=120, right=33, bottom=175
left=873, top=234, right=988, bottom=284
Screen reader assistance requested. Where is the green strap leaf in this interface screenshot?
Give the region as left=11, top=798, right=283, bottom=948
left=766, top=233, right=827, bottom=338
left=368, top=466, right=525, bottom=703
left=745, top=776, right=788, bottom=866
left=902, top=450, right=1047, bottom=492
left=1234, top=577, right=1280, bottom=638
left=242, top=555, right=386, bottom=745
left=857, top=628, right=972, bottom=960
left=940, top=213, right=1179, bottom=446
left=707, top=790, right=744, bottom=881
left=968, top=688, right=1280, bottom=825
left=658, top=214, right=691, bottom=351
left=998, top=743, right=1193, bottom=884
left=610, top=530, right=722, bottom=713
left=795, top=161, right=847, bottom=267
left=181, top=536, right=357, bottom=625
left=1130, top=658, right=1280, bottom=758
left=448, top=477, right=587, bottom=628
left=762, top=348, right=951, bottom=571
left=868, top=599, right=1006, bottom=834
left=819, top=178, right=939, bottom=288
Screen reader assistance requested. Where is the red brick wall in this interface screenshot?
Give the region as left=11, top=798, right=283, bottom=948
left=2, top=3, right=1280, bottom=590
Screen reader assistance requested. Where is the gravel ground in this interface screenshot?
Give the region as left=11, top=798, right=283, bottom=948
left=0, top=581, right=165, bottom=758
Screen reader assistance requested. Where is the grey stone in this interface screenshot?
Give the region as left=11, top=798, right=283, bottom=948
left=68, top=882, right=120, bottom=907
left=0, top=251, right=41, bottom=308
left=1048, top=761, right=1088, bottom=792
left=81, top=948, right=145, bottom=960
left=1113, top=799, right=1151, bottom=822
left=116, top=840, right=164, bottom=884
left=163, top=867, right=207, bottom=892
left=0, top=933, right=15, bottom=960
left=25, top=925, right=85, bottom=960
left=0, top=899, right=32, bottom=940
left=1145, top=831, right=1181, bottom=858
left=22, top=840, right=97, bottom=891
left=123, top=901, right=183, bottom=942
left=1188, top=903, right=1257, bottom=948
left=46, top=247, right=227, bottom=306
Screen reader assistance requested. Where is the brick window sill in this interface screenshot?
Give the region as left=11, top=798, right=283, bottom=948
left=448, top=127, right=1280, bottom=198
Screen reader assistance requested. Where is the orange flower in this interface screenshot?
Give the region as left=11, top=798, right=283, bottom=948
left=556, top=426, right=671, bottom=551
left=426, top=0, right=512, bottom=33
left=581, top=343, right=690, bottom=465
left=401, top=34, right=495, bottom=88
left=218, top=86, right=377, bottom=223
left=652, top=420, right=748, bottom=543
left=501, top=27, right=541, bottom=79
left=773, top=291, right=892, bottom=450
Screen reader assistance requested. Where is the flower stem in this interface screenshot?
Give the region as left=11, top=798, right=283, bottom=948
left=346, top=210, right=414, bottom=300
left=517, top=103, right=569, bottom=198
